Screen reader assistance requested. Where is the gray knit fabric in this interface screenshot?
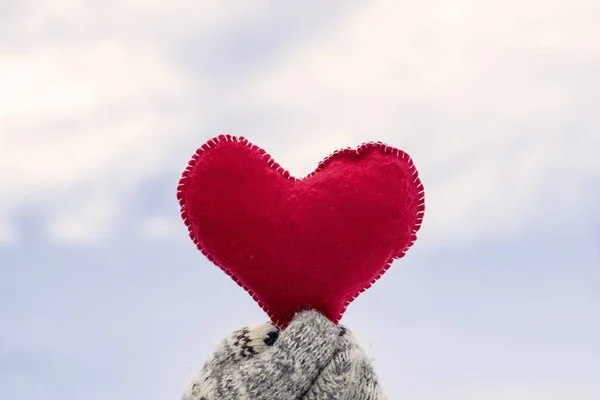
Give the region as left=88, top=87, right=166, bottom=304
left=182, top=310, right=387, bottom=400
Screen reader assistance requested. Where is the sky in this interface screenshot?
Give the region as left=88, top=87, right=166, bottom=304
left=1, top=0, right=599, bottom=399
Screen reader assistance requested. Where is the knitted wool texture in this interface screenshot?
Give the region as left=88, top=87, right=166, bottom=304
left=183, top=310, right=387, bottom=400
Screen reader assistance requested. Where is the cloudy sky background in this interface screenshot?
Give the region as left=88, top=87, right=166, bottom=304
left=1, top=0, right=599, bottom=398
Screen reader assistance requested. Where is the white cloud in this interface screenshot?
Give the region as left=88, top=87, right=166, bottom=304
left=6, top=0, right=272, bottom=44
left=0, top=44, right=192, bottom=244
left=1, top=0, right=598, bottom=246
left=235, top=0, right=600, bottom=244
left=47, top=195, right=117, bottom=244
left=141, top=216, right=181, bottom=241
left=0, top=0, right=273, bottom=245
left=0, top=218, right=17, bottom=245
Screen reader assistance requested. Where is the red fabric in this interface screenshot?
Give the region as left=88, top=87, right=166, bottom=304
left=178, top=135, right=425, bottom=327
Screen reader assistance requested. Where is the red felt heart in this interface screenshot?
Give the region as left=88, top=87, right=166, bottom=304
left=178, top=135, right=425, bottom=327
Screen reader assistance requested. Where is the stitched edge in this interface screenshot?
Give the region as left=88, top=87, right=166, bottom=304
left=177, top=134, right=426, bottom=328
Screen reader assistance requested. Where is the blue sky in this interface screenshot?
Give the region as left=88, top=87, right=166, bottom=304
left=1, top=1, right=599, bottom=399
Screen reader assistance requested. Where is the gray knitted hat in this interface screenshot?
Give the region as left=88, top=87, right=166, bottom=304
left=183, top=310, right=387, bottom=400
